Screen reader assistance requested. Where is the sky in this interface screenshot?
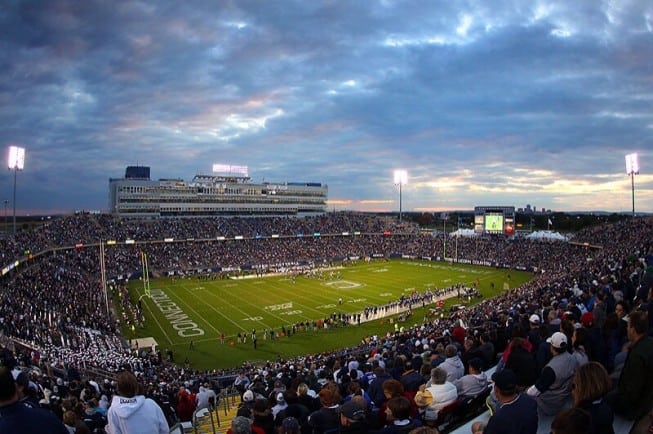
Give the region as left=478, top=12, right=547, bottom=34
left=1, top=0, right=652, bottom=216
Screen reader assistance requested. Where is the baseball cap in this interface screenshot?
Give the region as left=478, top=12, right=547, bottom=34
left=492, top=369, right=517, bottom=392
left=339, top=401, right=365, bottom=421
left=529, top=314, right=540, bottom=324
left=581, top=312, right=594, bottom=328
left=12, top=370, right=29, bottom=388
left=242, top=390, right=254, bottom=401
left=546, top=332, right=568, bottom=349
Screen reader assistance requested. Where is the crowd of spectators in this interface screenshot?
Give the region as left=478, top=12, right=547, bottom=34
left=0, top=213, right=652, bottom=434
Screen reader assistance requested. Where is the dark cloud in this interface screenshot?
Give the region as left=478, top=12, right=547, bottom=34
left=0, top=0, right=651, bottom=214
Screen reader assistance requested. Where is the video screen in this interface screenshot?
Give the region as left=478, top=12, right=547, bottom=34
left=484, top=213, right=504, bottom=232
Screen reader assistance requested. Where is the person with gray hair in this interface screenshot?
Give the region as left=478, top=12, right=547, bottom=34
left=439, top=345, right=464, bottom=382
left=229, top=416, right=253, bottom=434
left=421, top=367, right=457, bottom=415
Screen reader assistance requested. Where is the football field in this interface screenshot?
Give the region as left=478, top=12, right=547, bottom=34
left=126, top=259, right=532, bottom=370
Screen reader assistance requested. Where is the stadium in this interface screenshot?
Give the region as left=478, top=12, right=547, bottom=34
left=1, top=203, right=652, bottom=433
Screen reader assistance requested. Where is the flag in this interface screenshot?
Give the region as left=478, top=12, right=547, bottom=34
left=548, top=218, right=553, bottom=226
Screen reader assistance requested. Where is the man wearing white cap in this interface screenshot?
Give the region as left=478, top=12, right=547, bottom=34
left=526, top=314, right=542, bottom=351
left=526, top=331, right=578, bottom=416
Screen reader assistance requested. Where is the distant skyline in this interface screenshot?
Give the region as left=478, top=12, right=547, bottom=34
left=1, top=1, right=652, bottom=215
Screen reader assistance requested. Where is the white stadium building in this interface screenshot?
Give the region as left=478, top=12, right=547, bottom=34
left=108, top=165, right=328, bottom=218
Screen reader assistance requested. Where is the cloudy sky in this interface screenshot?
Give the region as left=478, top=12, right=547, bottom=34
left=1, top=0, right=652, bottom=215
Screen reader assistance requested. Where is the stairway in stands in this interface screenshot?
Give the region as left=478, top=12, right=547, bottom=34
left=195, top=392, right=241, bottom=434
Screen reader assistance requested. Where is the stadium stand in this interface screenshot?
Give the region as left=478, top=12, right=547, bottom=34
left=0, top=213, right=652, bottom=433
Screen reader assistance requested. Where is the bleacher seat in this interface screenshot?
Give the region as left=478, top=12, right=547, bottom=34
left=435, top=399, right=460, bottom=432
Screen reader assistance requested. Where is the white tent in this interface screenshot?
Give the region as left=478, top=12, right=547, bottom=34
left=450, top=228, right=478, bottom=237
left=526, top=230, right=568, bottom=241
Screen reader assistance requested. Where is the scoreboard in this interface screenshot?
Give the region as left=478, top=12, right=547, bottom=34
left=474, top=206, right=515, bottom=235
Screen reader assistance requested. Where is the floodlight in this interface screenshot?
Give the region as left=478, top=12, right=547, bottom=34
left=212, top=164, right=248, bottom=177
left=8, top=146, right=25, bottom=170
left=625, top=153, right=639, bottom=175
left=625, top=153, right=639, bottom=217
left=393, top=170, right=408, bottom=222
left=7, top=145, right=25, bottom=235
left=393, top=169, right=408, bottom=185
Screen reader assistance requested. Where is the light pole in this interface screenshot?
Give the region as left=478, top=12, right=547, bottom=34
left=3, top=200, right=8, bottom=233
left=625, top=153, right=639, bottom=218
left=442, top=213, right=448, bottom=259
left=393, top=170, right=407, bottom=222
left=7, top=146, right=25, bottom=235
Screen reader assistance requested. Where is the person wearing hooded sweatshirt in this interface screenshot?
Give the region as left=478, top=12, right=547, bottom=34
left=452, top=357, right=488, bottom=398
left=439, top=344, right=465, bottom=383
left=106, top=370, right=168, bottom=434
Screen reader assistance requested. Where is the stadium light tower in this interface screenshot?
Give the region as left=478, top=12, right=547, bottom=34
left=7, top=146, right=25, bottom=235
left=3, top=200, right=7, bottom=233
left=625, top=153, right=639, bottom=218
left=393, top=169, right=408, bottom=222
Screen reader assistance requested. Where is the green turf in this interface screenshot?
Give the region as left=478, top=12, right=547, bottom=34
left=125, top=259, right=532, bottom=370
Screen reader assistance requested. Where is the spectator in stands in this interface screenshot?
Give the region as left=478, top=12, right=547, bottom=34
left=570, top=324, right=589, bottom=365
left=439, top=345, right=464, bottom=383
left=422, top=367, right=457, bottom=414
left=338, top=400, right=368, bottom=434
left=377, top=379, right=416, bottom=428
left=476, top=333, right=495, bottom=370
left=526, top=314, right=543, bottom=352
left=271, top=392, right=288, bottom=420
left=235, top=371, right=251, bottom=395
left=176, top=386, right=196, bottom=422
left=504, top=337, right=537, bottom=391
left=296, top=383, right=318, bottom=412
left=400, top=360, right=422, bottom=393
left=471, top=369, right=537, bottom=434
left=343, top=380, right=372, bottom=411
left=196, top=383, right=211, bottom=410
left=228, top=415, right=257, bottom=434
left=453, top=358, right=488, bottom=398
left=550, top=407, right=591, bottom=434
left=368, top=366, right=392, bottom=411
left=105, top=370, right=168, bottom=434
left=239, top=389, right=257, bottom=415
left=83, top=398, right=108, bottom=432
left=380, top=396, right=422, bottom=434
left=279, top=416, right=301, bottom=434
left=527, top=332, right=578, bottom=416
left=571, top=362, right=613, bottom=434
left=63, top=410, right=81, bottom=434
left=606, top=310, right=653, bottom=432
left=430, top=344, right=446, bottom=368
left=0, top=366, right=68, bottom=434
left=13, top=369, right=39, bottom=409
left=252, top=398, right=275, bottom=434
left=307, top=383, right=341, bottom=434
